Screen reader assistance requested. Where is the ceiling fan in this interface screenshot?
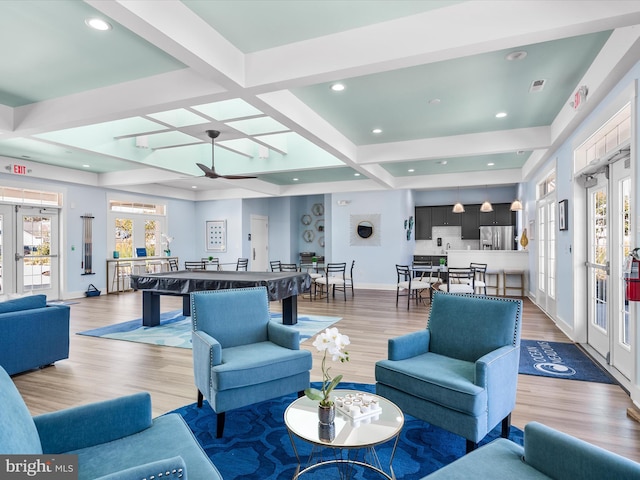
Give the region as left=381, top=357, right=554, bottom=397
left=196, top=129, right=257, bottom=180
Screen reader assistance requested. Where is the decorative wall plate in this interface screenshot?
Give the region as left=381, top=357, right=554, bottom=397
left=301, top=214, right=312, bottom=225
left=315, top=219, right=324, bottom=232
left=312, top=203, right=324, bottom=216
left=318, top=236, right=325, bottom=247
left=303, top=229, right=315, bottom=242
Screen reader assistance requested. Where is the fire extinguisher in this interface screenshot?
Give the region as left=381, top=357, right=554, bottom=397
left=625, top=248, right=640, bottom=302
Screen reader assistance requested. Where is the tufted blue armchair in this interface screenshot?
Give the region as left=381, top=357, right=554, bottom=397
left=0, top=366, right=221, bottom=480
left=191, top=286, right=312, bottom=437
left=375, top=291, right=522, bottom=453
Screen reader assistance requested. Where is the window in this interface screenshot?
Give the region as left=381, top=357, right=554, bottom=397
left=108, top=199, right=166, bottom=258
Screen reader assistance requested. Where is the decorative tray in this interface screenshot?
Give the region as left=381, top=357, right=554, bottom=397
left=334, top=392, right=382, bottom=421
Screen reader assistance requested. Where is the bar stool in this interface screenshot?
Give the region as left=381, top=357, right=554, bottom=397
left=111, top=261, right=132, bottom=293
left=502, top=270, right=525, bottom=297
left=486, top=269, right=501, bottom=296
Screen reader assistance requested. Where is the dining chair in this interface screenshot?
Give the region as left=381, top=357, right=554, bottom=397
left=437, top=267, right=475, bottom=294
left=396, top=264, right=431, bottom=309
left=168, top=258, right=179, bottom=271
left=270, top=260, right=282, bottom=272
left=344, top=260, right=355, bottom=297
left=185, top=260, right=206, bottom=270
left=470, top=262, right=488, bottom=295
left=314, top=262, right=347, bottom=302
left=236, top=258, right=249, bottom=271
left=280, top=263, right=299, bottom=272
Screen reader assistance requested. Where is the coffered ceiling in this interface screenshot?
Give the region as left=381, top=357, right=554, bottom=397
left=0, top=1, right=639, bottom=200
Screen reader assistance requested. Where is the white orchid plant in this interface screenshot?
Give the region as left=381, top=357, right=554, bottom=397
left=161, top=233, right=174, bottom=255
left=305, top=327, right=350, bottom=407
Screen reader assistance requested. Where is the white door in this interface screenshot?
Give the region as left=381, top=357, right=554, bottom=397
left=536, top=198, right=556, bottom=316
left=17, top=206, right=60, bottom=299
left=586, top=158, right=633, bottom=379
left=0, top=205, right=13, bottom=296
left=250, top=215, right=269, bottom=272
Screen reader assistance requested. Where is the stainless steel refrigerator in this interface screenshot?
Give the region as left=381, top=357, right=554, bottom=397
left=479, top=226, right=515, bottom=250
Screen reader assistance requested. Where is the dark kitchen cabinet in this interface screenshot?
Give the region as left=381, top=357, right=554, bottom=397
left=460, top=204, right=480, bottom=239
left=431, top=206, right=461, bottom=227
left=415, top=206, right=432, bottom=239
left=478, top=203, right=515, bottom=226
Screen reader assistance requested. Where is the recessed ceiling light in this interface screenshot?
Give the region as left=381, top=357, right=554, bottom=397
left=293, top=178, right=299, bottom=181
left=408, top=169, right=415, bottom=173
left=191, top=185, right=197, bottom=189
left=330, top=83, right=345, bottom=92
left=428, top=98, right=441, bottom=105
left=495, top=112, right=507, bottom=118
left=437, top=160, right=448, bottom=165
left=354, top=173, right=361, bottom=177
left=82, top=164, right=90, bottom=168
left=85, top=18, right=112, bottom=31
left=372, top=128, right=382, bottom=134
left=487, top=162, right=495, bottom=166
left=505, top=50, right=527, bottom=61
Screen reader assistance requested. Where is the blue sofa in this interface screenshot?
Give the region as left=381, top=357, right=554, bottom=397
left=0, top=366, right=222, bottom=480
left=422, top=421, right=640, bottom=479
left=0, top=294, right=70, bottom=375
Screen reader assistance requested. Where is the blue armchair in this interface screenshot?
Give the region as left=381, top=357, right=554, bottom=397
left=0, top=366, right=221, bottom=480
left=191, top=286, right=313, bottom=437
left=375, top=291, right=522, bottom=452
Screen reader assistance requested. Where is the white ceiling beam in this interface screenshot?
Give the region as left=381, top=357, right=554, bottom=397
left=358, top=127, right=551, bottom=165
left=244, top=1, right=640, bottom=91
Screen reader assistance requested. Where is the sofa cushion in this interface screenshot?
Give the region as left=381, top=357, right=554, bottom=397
left=212, top=341, right=312, bottom=391
left=67, top=414, right=222, bottom=480
left=421, top=438, right=548, bottom=479
left=0, top=367, right=43, bottom=454
left=375, top=352, right=486, bottom=416
left=0, top=294, right=47, bottom=314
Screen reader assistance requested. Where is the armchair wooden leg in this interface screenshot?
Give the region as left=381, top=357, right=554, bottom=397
left=298, top=390, right=305, bottom=398
left=501, top=413, right=511, bottom=438
left=466, top=439, right=478, bottom=453
left=216, top=412, right=226, bottom=438
left=197, top=390, right=203, bottom=408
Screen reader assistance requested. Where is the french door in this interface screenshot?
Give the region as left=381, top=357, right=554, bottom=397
left=536, top=198, right=557, bottom=316
left=586, top=158, right=632, bottom=379
left=0, top=205, right=60, bottom=299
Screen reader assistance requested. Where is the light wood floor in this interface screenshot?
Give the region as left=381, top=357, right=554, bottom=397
left=11, top=289, right=640, bottom=462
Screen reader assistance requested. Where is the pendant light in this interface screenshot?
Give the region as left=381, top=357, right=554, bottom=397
left=452, top=187, right=465, bottom=213
left=510, top=199, right=523, bottom=211
left=480, top=186, right=493, bottom=212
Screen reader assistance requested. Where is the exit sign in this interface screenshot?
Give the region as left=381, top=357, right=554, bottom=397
left=12, top=164, right=27, bottom=175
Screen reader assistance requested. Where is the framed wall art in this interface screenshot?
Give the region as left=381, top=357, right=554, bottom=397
left=206, top=220, right=227, bottom=252
left=559, top=199, right=568, bottom=231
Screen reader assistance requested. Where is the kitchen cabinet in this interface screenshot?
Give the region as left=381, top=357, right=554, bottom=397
left=431, top=206, right=461, bottom=227
left=478, top=203, right=515, bottom=226
left=460, top=204, right=480, bottom=239
left=415, top=206, right=432, bottom=239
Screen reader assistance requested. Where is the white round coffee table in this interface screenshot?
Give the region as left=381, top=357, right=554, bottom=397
left=284, top=389, right=404, bottom=479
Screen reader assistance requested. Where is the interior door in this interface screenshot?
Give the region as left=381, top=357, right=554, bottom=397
left=536, top=198, right=556, bottom=315
left=250, top=215, right=269, bottom=272
left=17, top=206, right=60, bottom=299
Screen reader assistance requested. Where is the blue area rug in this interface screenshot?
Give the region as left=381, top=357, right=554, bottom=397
left=77, top=310, right=340, bottom=348
left=168, top=382, right=523, bottom=479
left=519, top=340, right=615, bottom=384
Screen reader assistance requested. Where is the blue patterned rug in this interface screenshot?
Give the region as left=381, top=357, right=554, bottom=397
left=77, top=311, right=340, bottom=348
left=519, top=340, right=615, bottom=384
left=168, top=382, right=523, bottom=479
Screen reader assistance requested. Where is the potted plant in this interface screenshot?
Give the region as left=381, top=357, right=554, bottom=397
left=305, top=327, right=350, bottom=424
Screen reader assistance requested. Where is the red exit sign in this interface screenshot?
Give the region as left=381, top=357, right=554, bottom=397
left=12, top=164, right=27, bottom=175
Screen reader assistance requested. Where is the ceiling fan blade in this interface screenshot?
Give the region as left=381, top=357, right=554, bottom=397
left=220, top=174, right=257, bottom=180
